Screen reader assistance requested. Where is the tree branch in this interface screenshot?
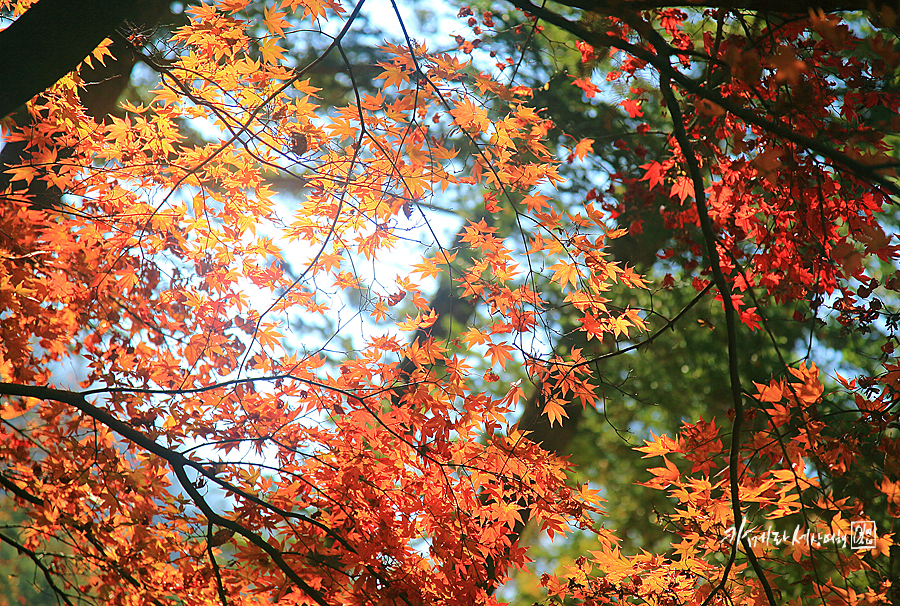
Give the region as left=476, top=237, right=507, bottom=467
left=0, top=382, right=334, bottom=606
left=0, top=471, right=44, bottom=506
left=660, top=74, right=777, bottom=606
left=504, top=0, right=900, bottom=200
left=0, top=530, right=76, bottom=606
left=544, top=0, right=868, bottom=14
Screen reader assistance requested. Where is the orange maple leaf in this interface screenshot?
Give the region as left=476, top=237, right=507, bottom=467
left=543, top=398, right=569, bottom=427
left=573, top=138, right=594, bottom=160
left=486, top=341, right=514, bottom=369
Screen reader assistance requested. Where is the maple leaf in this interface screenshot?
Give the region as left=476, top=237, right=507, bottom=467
left=645, top=457, right=681, bottom=486
left=259, top=37, right=287, bottom=65
left=855, top=222, right=892, bottom=253
left=576, top=40, right=595, bottom=63
left=670, top=176, right=693, bottom=203
left=620, top=98, right=643, bottom=118
left=768, top=45, right=806, bottom=84
left=522, top=193, right=551, bottom=213
left=608, top=314, right=632, bottom=338
left=766, top=402, right=793, bottom=427
left=264, top=4, right=289, bottom=37
left=396, top=311, right=438, bottom=332
left=873, top=536, right=893, bottom=557
left=572, top=77, right=601, bottom=98
left=754, top=379, right=784, bottom=403
left=450, top=98, right=490, bottom=132
left=640, top=161, right=666, bottom=191
left=573, top=138, right=594, bottom=160
left=486, top=340, right=514, bottom=369
left=461, top=327, right=490, bottom=348
left=220, top=0, right=250, bottom=10
left=370, top=299, right=389, bottom=323
left=787, top=361, right=823, bottom=406
left=88, top=38, right=114, bottom=68
left=4, top=164, right=37, bottom=185
left=740, top=307, right=761, bottom=331
left=500, top=379, right=525, bottom=408
left=549, top=260, right=583, bottom=289
left=375, top=62, right=410, bottom=89
left=751, top=146, right=784, bottom=185
left=635, top=432, right=681, bottom=458
left=543, top=398, right=569, bottom=427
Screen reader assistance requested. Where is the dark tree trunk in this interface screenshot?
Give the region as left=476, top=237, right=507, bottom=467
left=0, top=0, right=144, bottom=118
left=0, top=0, right=174, bottom=210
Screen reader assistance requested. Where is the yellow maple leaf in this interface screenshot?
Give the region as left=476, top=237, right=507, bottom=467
left=635, top=432, right=680, bottom=458
left=549, top=260, right=582, bottom=289
left=264, top=4, right=289, bottom=37
left=259, top=37, right=286, bottom=65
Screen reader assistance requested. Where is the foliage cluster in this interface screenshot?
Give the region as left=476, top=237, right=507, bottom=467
left=0, top=0, right=899, bottom=605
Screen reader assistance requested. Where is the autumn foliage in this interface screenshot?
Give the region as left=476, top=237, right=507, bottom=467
left=0, top=0, right=899, bottom=605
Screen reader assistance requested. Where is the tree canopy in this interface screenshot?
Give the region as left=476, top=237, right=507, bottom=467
left=1, top=0, right=899, bottom=605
